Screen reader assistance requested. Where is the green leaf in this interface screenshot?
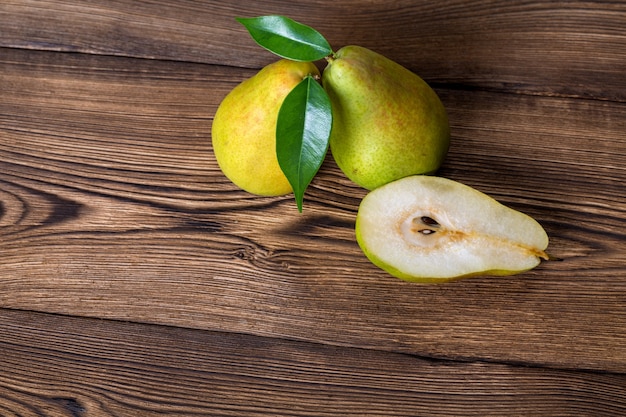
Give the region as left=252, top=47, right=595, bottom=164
left=276, top=75, right=332, bottom=212
left=237, top=15, right=333, bottom=62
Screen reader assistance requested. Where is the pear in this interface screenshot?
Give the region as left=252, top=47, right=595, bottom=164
left=355, top=175, right=550, bottom=283
left=212, top=59, right=320, bottom=196
left=322, top=45, right=450, bottom=190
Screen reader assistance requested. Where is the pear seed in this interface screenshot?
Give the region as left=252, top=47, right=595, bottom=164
left=411, top=216, right=439, bottom=235
left=420, top=216, right=440, bottom=227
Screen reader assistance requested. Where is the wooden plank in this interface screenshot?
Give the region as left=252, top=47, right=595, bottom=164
left=1, top=0, right=625, bottom=100
left=1, top=309, right=625, bottom=417
left=1, top=48, right=625, bottom=372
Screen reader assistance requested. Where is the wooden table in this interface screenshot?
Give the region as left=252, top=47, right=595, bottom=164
left=2, top=1, right=625, bottom=415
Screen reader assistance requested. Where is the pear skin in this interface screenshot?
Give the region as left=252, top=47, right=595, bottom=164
left=356, top=176, right=550, bottom=283
left=212, top=60, right=320, bottom=196
left=323, top=46, right=450, bottom=190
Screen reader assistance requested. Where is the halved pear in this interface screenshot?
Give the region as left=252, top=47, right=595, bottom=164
left=355, top=176, right=549, bottom=283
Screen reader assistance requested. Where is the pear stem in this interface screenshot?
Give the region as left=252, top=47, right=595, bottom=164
left=544, top=252, right=563, bottom=262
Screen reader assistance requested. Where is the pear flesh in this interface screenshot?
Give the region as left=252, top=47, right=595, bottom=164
left=323, top=46, right=450, bottom=190
left=212, top=60, right=320, bottom=196
left=355, top=176, right=549, bottom=283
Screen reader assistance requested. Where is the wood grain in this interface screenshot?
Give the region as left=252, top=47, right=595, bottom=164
left=1, top=47, right=625, bottom=373
left=1, top=310, right=625, bottom=417
left=2, top=0, right=625, bottom=100
left=1, top=0, right=625, bottom=415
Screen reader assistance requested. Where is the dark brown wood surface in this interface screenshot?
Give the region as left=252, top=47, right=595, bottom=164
left=1, top=1, right=625, bottom=415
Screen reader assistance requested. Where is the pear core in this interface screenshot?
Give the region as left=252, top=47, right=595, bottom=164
left=356, top=176, right=549, bottom=283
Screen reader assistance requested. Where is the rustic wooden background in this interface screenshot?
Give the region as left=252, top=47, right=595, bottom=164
left=1, top=0, right=625, bottom=415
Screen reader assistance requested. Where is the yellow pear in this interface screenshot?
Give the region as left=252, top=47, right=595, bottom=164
left=212, top=59, right=320, bottom=196
left=322, top=46, right=450, bottom=190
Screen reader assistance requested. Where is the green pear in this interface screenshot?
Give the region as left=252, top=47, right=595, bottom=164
left=322, top=45, right=450, bottom=190
left=212, top=59, right=320, bottom=196
left=355, top=176, right=550, bottom=283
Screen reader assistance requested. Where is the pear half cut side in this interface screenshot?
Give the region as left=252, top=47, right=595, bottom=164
left=355, top=176, right=549, bottom=283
